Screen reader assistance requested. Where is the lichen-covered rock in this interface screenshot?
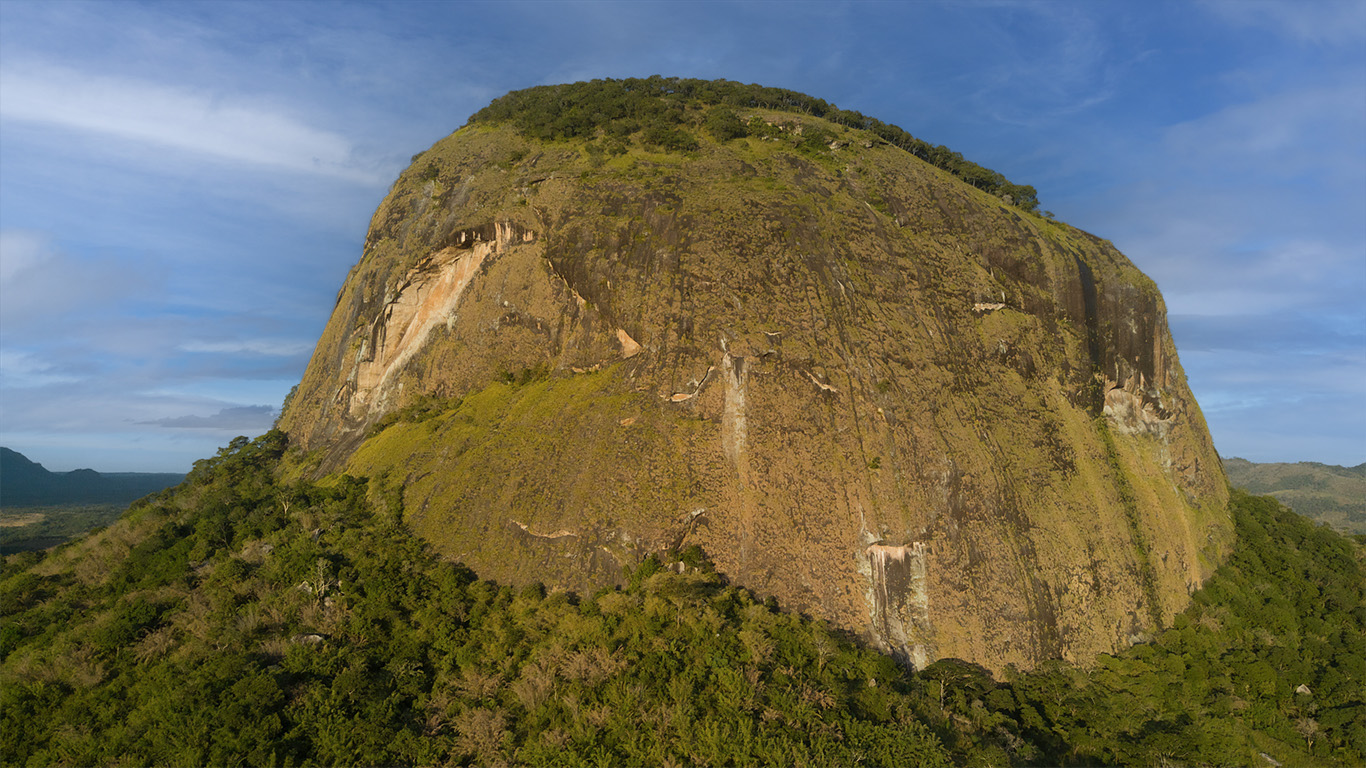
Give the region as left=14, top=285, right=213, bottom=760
left=280, top=97, right=1231, bottom=673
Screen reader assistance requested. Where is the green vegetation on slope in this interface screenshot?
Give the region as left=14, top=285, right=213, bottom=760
left=466, top=76, right=1040, bottom=212
left=1224, top=457, right=1366, bottom=536
left=2, top=433, right=1361, bottom=766
left=0, top=432, right=951, bottom=767
left=999, top=490, right=1366, bottom=766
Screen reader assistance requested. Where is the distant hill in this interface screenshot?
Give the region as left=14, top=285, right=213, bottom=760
left=1224, top=457, right=1366, bottom=535
left=0, top=447, right=184, bottom=508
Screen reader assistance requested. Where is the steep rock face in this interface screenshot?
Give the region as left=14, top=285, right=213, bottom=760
left=281, top=106, right=1231, bottom=673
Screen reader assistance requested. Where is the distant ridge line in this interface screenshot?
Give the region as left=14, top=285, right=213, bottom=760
left=0, top=447, right=184, bottom=508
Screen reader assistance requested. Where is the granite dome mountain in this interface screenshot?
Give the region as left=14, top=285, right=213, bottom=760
left=279, top=78, right=1232, bottom=673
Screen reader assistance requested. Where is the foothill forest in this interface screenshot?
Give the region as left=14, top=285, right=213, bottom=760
left=2, top=78, right=1362, bottom=767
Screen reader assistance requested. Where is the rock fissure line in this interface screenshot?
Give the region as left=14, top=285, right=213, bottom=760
left=511, top=520, right=579, bottom=539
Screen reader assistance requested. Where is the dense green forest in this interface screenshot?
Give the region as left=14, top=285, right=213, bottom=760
left=1, top=431, right=1362, bottom=766
left=467, top=76, right=1041, bottom=213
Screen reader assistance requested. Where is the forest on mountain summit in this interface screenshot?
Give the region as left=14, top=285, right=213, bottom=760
left=466, top=76, right=1042, bottom=213
left=2, top=430, right=1362, bottom=766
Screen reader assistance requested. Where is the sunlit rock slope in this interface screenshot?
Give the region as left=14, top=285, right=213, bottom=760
left=280, top=79, right=1232, bottom=673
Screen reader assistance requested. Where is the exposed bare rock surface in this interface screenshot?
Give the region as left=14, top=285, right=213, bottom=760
left=280, top=102, right=1231, bottom=673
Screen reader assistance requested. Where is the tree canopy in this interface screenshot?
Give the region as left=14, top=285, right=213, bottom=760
left=468, top=76, right=1040, bottom=212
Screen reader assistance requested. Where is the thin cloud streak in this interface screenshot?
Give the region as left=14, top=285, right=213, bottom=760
left=1163, top=84, right=1366, bottom=182
left=0, top=62, right=385, bottom=184
left=0, top=229, right=145, bottom=333
left=142, top=405, right=278, bottom=430
left=1201, top=0, right=1366, bottom=45
left=0, top=349, right=80, bottom=389
left=180, top=339, right=314, bottom=357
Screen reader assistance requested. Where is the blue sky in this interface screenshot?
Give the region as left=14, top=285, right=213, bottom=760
left=1, top=0, right=1362, bottom=472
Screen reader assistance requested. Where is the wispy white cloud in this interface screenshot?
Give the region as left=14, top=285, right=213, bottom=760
left=0, top=62, right=385, bottom=184
left=1158, top=238, right=1360, bottom=317
left=0, top=349, right=80, bottom=389
left=0, top=230, right=48, bottom=283
left=1163, top=84, right=1366, bottom=182
left=961, top=3, right=1130, bottom=127
left=1201, top=0, right=1366, bottom=45
left=142, top=405, right=277, bottom=430
left=1082, top=78, right=1364, bottom=320
left=0, top=229, right=142, bottom=333
left=1181, top=345, right=1366, bottom=462
left=0, top=230, right=55, bottom=282
left=180, top=339, right=313, bottom=357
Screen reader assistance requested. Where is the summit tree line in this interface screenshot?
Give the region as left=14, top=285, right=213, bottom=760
left=468, top=76, right=1041, bottom=213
